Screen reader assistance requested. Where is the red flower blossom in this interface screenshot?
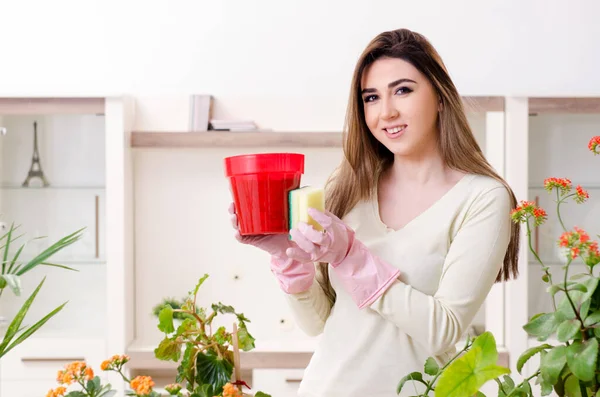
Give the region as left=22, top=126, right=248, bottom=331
left=511, top=200, right=547, bottom=226
left=574, top=185, right=590, bottom=204
left=544, top=177, right=572, bottom=195
left=589, top=136, right=600, bottom=155
left=558, top=227, right=599, bottom=266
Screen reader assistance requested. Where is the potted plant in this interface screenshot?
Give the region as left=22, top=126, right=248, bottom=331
left=154, top=274, right=272, bottom=397
left=0, top=223, right=83, bottom=359
left=397, top=135, right=600, bottom=396
left=46, top=354, right=161, bottom=397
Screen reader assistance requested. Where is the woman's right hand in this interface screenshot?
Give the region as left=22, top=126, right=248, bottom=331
left=228, top=202, right=294, bottom=259
left=229, top=202, right=316, bottom=294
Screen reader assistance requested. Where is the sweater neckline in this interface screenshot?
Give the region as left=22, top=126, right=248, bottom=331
left=371, top=173, right=476, bottom=233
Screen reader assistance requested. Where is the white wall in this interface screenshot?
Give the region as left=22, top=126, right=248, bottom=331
left=1, top=0, right=600, bottom=130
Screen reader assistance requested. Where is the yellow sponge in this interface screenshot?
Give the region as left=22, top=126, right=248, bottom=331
left=289, top=186, right=325, bottom=232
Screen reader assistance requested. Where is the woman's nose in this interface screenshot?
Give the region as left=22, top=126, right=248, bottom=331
left=380, top=98, right=399, bottom=120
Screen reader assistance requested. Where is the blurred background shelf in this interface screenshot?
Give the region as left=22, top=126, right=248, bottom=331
left=131, top=131, right=344, bottom=148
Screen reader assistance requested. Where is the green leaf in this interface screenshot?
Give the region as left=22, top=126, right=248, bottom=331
left=475, top=392, right=486, bottom=397
left=65, top=392, right=88, bottom=397
left=540, top=345, right=567, bottom=384
left=566, top=339, right=598, bottom=381
left=583, top=311, right=600, bottom=326
left=547, top=285, right=562, bottom=296
left=15, top=228, right=84, bottom=276
left=569, top=284, right=589, bottom=293
left=518, top=380, right=533, bottom=395
left=564, top=374, right=583, bottom=397
left=86, top=376, right=100, bottom=393
left=192, top=274, right=209, bottom=297
left=540, top=379, right=554, bottom=396
left=557, top=278, right=599, bottom=321
left=194, top=384, right=215, bottom=397
left=195, top=350, right=234, bottom=392
left=236, top=324, right=255, bottom=352
left=424, top=357, right=440, bottom=376
left=0, top=277, right=66, bottom=358
left=255, top=393, right=272, bottom=397
left=571, top=273, right=589, bottom=280
left=523, top=313, right=560, bottom=340
left=397, top=372, right=427, bottom=395
left=39, top=262, right=78, bottom=272
left=154, top=337, right=181, bottom=362
left=434, top=343, right=509, bottom=397
left=4, top=301, right=67, bottom=356
left=557, top=319, right=581, bottom=342
left=471, top=332, right=499, bottom=367
left=2, top=274, right=21, bottom=296
left=2, top=222, right=15, bottom=273
left=158, top=305, right=175, bottom=334
left=517, top=344, right=553, bottom=374
left=211, top=302, right=236, bottom=315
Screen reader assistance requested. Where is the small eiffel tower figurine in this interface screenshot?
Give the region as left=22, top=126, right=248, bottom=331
left=22, top=121, right=49, bottom=187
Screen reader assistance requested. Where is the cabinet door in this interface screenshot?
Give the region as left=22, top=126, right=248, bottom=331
left=251, top=369, right=304, bottom=397
left=0, top=114, right=106, bottom=263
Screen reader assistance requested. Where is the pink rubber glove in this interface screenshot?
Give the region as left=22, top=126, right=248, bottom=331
left=229, top=203, right=315, bottom=294
left=287, top=208, right=400, bottom=309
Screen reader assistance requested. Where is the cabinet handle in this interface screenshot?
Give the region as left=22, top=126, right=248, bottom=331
left=285, top=378, right=303, bottom=383
left=95, top=195, right=99, bottom=258
left=21, top=357, right=85, bottom=363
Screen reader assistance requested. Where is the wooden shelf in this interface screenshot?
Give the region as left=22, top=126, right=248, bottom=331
left=131, top=131, right=343, bottom=148
left=529, top=97, right=600, bottom=114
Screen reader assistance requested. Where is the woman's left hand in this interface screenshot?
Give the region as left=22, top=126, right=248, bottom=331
left=286, top=208, right=354, bottom=265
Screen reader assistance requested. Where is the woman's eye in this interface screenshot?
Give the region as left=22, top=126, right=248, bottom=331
left=396, top=87, right=413, bottom=95
left=363, top=95, right=378, bottom=103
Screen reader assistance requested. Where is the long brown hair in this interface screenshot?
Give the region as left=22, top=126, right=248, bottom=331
left=317, top=28, right=520, bottom=305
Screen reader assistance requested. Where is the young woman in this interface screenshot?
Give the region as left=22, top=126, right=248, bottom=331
left=229, top=28, right=520, bottom=396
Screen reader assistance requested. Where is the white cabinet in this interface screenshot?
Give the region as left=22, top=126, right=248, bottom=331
left=0, top=97, right=128, bottom=392
left=251, top=369, right=304, bottom=397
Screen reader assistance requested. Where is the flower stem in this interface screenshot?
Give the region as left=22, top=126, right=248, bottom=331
left=423, top=339, right=473, bottom=395
left=526, top=219, right=557, bottom=311
left=556, top=191, right=571, bottom=232
left=563, top=258, right=587, bottom=340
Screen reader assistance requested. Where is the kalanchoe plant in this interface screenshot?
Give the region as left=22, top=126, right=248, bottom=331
left=397, top=135, right=600, bottom=396
left=46, top=355, right=161, bottom=397
left=154, top=274, right=271, bottom=397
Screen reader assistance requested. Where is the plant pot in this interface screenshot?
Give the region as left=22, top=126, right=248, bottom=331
left=225, top=153, right=304, bottom=235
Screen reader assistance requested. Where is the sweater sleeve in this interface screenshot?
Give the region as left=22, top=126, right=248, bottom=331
left=284, top=264, right=333, bottom=337
left=369, top=186, right=512, bottom=356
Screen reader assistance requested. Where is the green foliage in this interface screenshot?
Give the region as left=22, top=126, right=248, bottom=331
left=153, top=274, right=270, bottom=396
left=396, top=139, right=600, bottom=396
left=0, top=223, right=83, bottom=359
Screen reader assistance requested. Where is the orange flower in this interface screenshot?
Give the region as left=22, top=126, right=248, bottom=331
left=56, top=361, right=94, bottom=385
left=544, top=177, right=572, bottom=194
left=223, top=382, right=243, bottom=397
left=46, top=386, right=67, bottom=397
left=100, top=360, right=111, bottom=371
left=575, top=185, right=590, bottom=204
left=130, top=375, right=155, bottom=396
left=589, top=136, right=600, bottom=154
left=101, top=354, right=130, bottom=371
left=511, top=200, right=547, bottom=226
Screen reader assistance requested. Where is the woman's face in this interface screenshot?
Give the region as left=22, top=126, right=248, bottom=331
left=360, top=57, right=440, bottom=158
